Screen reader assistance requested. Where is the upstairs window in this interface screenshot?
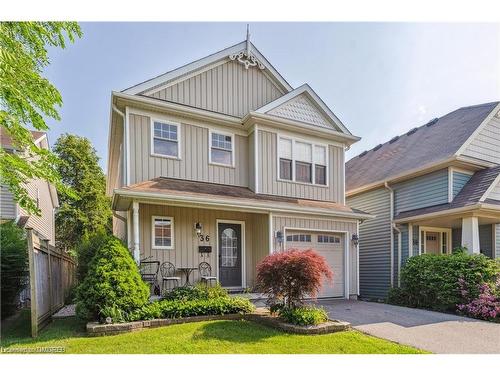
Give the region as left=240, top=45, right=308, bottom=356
left=152, top=121, right=180, bottom=158
left=210, top=131, right=234, bottom=166
left=278, top=136, right=329, bottom=186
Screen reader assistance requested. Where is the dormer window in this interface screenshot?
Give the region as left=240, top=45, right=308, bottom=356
left=152, top=120, right=180, bottom=158
left=278, top=136, right=328, bottom=186
left=209, top=131, right=234, bottom=167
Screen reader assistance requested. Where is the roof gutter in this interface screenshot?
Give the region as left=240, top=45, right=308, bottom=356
left=112, top=188, right=375, bottom=221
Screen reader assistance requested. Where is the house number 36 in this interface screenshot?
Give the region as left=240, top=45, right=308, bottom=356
left=198, top=234, right=210, bottom=242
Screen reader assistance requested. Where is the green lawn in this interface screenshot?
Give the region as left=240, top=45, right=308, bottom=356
left=1, top=310, right=425, bottom=354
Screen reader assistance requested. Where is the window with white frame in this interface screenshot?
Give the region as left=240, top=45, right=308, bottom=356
left=210, top=131, right=234, bottom=166
left=152, top=216, right=174, bottom=249
left=152, top=121, right=179, bottom=158
left=286, top=234, right=311, bottom=242
left=278, top=137, right=328, bottom=185
left=318, top=234, right=340, bottom=244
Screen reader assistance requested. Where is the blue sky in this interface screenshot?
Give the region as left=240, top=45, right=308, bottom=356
left=44, top=22, right=500, bottom=170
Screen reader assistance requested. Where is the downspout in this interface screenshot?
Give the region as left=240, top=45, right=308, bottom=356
left=384, top=182, right=395, bottom=288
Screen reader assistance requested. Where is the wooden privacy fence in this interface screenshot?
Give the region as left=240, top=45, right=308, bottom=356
left=27, top=228, right=76, bottom=337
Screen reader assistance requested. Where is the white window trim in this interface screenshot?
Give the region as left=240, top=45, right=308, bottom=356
left=419, top=226, right=452, bottom=254
left=151, top=215, right=174, bottom=250
left=277, top=134, right=329, bottom=187
left=150, top=118, right=182, bottom=160
left=208, top=129, right=235, bottom=168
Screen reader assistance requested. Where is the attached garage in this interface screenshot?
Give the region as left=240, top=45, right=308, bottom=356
left=284, top=229, right=348, bottom=298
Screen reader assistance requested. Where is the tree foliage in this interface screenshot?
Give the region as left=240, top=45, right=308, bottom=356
left=255, top=249, right=333, bottom=308
left=0, top=22, right=82, bottom=214
left=0, top=221, right=28, bottom=319
left=53, top=134, right=112, bottom=251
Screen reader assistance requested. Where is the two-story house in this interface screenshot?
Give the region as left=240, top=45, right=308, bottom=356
left=0, top=129, right=59, bottom=245
left=346, top=102, right=500, bottom=300
left=106, top=36, right=371, bottom=298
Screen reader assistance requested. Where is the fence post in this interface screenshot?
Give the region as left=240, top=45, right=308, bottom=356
left=42, top=239, right=53, bottom=314
left=26, top=228, right=38, bottom=338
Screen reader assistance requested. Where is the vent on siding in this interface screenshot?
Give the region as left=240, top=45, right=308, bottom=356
left=359, top=150, right=368, bottom=158
left=373, top=144, right=383, bottom=151
left=425, top=118, right=439, bottom=127
left=407, top=127, right=418, bottom=135
left=389, top=136, right=400, bottom=144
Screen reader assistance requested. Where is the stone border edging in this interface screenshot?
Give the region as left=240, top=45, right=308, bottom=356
left=86, top=308, right=351, bottom=336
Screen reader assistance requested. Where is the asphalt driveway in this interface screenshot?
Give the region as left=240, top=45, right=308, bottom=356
left=317, top=299, right=500, bottom=354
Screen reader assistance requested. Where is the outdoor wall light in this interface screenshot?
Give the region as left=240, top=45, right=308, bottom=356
left=276, top=230, right=283, bottom=243
left=351, top=233, right=359, bottom=246
left=195, top=222, right=203, bottom=235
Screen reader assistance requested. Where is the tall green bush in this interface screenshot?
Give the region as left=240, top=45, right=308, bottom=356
left=75, top=230, right=111, bottom=282
left=388, top=250, right=500, bottom=312
left=0, top=221, right=28, bottom=319
left=75, top=236, right=149, bottom=321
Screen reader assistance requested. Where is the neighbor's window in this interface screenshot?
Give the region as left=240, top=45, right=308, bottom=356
left=210, top=132, right=233, bottom=166
left=153, top=121, right=179, bottom=158
left=152, top=216, right=174, bottom=249
left=279, top=138, right=292, bottom=180
left=278, top=137, right=328, bottom=185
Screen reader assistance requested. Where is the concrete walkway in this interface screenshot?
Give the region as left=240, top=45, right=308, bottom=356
left=317, top=299, right=500, bottom=354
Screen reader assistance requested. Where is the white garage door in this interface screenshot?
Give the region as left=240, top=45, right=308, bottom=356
left=285, top=230, right=345, bottom=298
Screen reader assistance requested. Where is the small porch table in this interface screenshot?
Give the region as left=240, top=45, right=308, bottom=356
left=177, top=266, right=198, bottom=286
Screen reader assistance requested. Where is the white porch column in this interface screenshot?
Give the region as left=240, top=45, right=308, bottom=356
left=132, top=200, right=140, bottom=263
left=461, top=216, right=480, bottom=254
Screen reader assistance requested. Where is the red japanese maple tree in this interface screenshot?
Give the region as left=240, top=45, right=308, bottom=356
left=255, top=249, right=333, bottom=308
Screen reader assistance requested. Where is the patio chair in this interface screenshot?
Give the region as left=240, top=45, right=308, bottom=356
left=198, top=262, right=217, bottom=286
left=139, top=260, right=161, bottom=296
left=160, top=261, right=181, bottom=293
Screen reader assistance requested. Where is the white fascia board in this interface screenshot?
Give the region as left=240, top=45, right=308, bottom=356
left=255, top=84, right=352, bottom=136
left=112, top=189, right=374, bottom=221
left=122, top=41, right=292, bottom=96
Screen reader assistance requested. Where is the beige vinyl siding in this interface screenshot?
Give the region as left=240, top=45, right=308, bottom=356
left=113, top=211, right=127, bottom=242
left=1, top=185, right=16, bottom=220
left=147, top=60, right=284, bottom=118
left=272, top=215, right=358, bottom=295
left=129, top=113, right=248, bottom=186
left=462, top=116, right=500, bottom=164
left=138, top=204, right=269, bottom=287
left=19, top=179, right=55, bottom=245
left=248, top=131, right=256, bottom=191
left=258, top=130, right=344, bottom=202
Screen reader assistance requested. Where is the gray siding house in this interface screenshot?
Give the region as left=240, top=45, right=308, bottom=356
left=346, top=102, right=500, bottom=300
left=0, top=129, right=59, bottom=245
left=106, top=36, right=372, bottom=298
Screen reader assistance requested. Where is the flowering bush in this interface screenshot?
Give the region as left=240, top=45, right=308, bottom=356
left=255, top=249, right=333, bottom=308
left=457, top=278, right=500, bottom=322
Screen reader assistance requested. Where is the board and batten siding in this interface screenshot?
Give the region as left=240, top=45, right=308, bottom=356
left=257, top=130, right=344, bottom=203
left=248, top=131, right=256, bottom=191
left=347, top=188, right=392, bottom=300
left=393, top=169, right=449, bottom=215
left=452, top=171, right=472, bottom=199
left=146, top=60, right=284, bottom=118
left=129, top=113, right=249, bottom=186
left=462, top=115, right=500, bottom=165
left=1, top=185, right=16, bottom=220
left=272, top=215, right=358, bottom=296
left=138, top=204, right=269, bottom=288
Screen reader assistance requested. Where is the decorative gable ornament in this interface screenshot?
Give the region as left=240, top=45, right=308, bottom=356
left=229, top=25, right=265, bottom=70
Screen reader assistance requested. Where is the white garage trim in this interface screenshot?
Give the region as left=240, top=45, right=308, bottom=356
left=283, top=226, right=350, bottom=299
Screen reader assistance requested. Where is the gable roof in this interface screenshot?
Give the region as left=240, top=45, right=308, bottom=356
left=394, top=165, right=500, bottom=220
left=255, top=84, right=351, bottom=135
left=122, top=40, right=292, bottom=96
left=346, top=101, right=500, bottom=193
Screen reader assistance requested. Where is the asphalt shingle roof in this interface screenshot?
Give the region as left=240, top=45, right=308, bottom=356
left=346, top=102, right=499, bottom=192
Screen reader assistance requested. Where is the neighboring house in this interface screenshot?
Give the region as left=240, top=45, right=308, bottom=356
left=106, top=34, right=371, bottom=298
left=346, top=102, right=500, bottom=300
left=0, top=129, right=59, bottom=245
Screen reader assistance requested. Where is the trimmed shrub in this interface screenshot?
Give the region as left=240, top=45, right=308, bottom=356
left=76, top=236, right=149, bottom=320
left=163, top=283, right=228, bottom=301
left=388, top=250, right=500, bottom=312
left=127, top=296, right=254, bottom=322
left=255, top=249, right=333, bottom=308
left=75, top=230, right=111, bottom=282
left=277, top=305, right=329, bottom=326
left=0, top=221, right=28, bottom=319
